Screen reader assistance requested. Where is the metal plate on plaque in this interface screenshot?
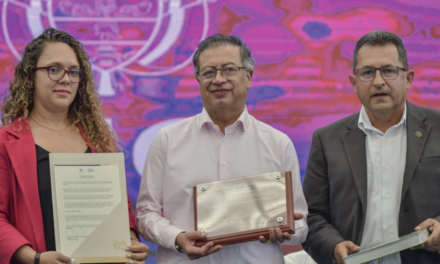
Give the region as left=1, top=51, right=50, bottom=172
left=193, top=171, right=295, bottom=246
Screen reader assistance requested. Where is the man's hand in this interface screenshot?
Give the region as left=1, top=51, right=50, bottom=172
left=333, top=241, right=360, bottom=264
left=40, top=251, right=72, bottom=264
left=411, top=218, right=440, bottom=251
left=176, top=231, right=222, bottom=260
left=126, top=239, right=149, bottom=263
left=258, top=213, right=304, bottom=244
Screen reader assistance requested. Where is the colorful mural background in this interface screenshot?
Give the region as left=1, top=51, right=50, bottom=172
left=1, top=0, right=439, bottom=262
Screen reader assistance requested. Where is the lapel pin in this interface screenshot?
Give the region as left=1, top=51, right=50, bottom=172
left=415, top=131, right=422, bottom=138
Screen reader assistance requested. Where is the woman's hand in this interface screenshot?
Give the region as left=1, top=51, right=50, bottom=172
left=13, top=245, right=72, bottom=264
left=40, top=251, right=72, bottom=264
left=125, top=239, right=149, bottom=264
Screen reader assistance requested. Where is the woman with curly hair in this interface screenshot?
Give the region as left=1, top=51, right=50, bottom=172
left=0, top=28, right=148, bottom=264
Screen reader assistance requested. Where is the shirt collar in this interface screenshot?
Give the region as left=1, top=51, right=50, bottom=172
left=358, top=103, right=407, bottom=134
left=199, top=107, right=249, bottom=133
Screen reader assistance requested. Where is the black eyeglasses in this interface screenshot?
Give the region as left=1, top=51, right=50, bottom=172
left=354, top=66, right=407, bottom=82
left=34, top=66, right=85, bottom=83
left=197, top=66, right=246, bottom=81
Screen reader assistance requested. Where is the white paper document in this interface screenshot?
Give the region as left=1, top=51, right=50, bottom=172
left=50, top=153, right=131, bottom=263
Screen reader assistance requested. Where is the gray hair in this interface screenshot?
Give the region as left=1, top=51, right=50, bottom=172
left=192, top=34, right=255, bottom=78
left=353, top=30, right=408, bottom=73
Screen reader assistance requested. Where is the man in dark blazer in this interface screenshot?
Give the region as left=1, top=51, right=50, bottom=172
left=303, top=30, right=440, bottom=264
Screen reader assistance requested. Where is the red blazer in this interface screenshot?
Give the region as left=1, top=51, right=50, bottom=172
left=0, top=117, right=137, bottom=264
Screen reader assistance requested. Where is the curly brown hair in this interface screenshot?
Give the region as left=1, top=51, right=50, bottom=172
left=1, top=28, right=119, bottom=153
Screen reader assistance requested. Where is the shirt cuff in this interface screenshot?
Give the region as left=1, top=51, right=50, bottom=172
left=160, top=225, right=186, bottom=251
left=294, top=216, right=307, bottom=233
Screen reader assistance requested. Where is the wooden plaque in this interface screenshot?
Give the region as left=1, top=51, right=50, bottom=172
left=193, top=171, right=295, bottom=246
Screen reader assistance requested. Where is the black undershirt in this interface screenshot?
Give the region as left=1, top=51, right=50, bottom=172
left=36, top=144, right=91, bottom=251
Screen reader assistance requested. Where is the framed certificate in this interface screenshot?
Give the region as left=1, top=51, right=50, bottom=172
left=193, top=171, right=295, bottom=246
left=49, top=153, right=130, bottom=263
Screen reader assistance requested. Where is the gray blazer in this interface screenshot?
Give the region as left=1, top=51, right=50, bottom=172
left=302, top=102, right=440, bottom=264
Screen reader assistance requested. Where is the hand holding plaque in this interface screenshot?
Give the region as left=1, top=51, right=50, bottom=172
left=175, top=231, right=223, bottom=260
left=193, top=171, right=295, bottom=246
left=258, top=212, right=304, bottom=244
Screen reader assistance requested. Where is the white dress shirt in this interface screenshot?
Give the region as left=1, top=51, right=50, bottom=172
left=136, top=108, right=308, bottom=264
left=358, top=104, right=407, bottom=264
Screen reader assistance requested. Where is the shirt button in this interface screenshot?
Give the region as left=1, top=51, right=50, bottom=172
left=385, top=195, right=390, bottom=199
left=222, top=161, right=227, bottom=166
left=384, top=164, right=390, bottom=169
left=223, top=139, right=227, bottom=143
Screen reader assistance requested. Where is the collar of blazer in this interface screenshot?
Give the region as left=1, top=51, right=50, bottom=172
left=401, top=102, right=430, bottom=202
left=4, top=116, right=33, bottom=139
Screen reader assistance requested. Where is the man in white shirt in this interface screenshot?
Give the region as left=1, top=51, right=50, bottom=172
left=136, top=34, right=308, bottom=264
left=302, top=30, right=440, bottom=264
